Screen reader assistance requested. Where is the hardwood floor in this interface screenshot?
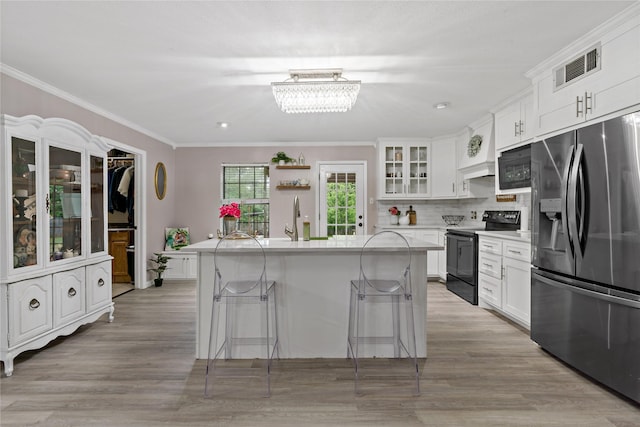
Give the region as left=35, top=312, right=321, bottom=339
left=1, top=281, right=638, bottom=426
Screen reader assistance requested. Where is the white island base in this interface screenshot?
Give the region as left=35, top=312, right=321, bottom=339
left=187, top=236, right=442, bottom=360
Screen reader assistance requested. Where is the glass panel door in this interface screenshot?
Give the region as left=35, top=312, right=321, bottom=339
left=49, top=146, right=82, bottom=262
left=90, top=155, right=105, bottom=253
left=319, top=163, right=366, bottom=237
left=11, top=137, right=38, bottom=269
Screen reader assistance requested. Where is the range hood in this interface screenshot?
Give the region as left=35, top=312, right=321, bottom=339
left=458, top=115, right=495, bottom=180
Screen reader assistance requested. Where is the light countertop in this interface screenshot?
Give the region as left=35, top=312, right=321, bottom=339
left=186, top=235, right=444, bottom=254
left=476, top=230, right=531, bottom=243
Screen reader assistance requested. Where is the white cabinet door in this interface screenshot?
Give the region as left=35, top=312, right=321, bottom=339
left=53, top=267, right=85, bottom=327
left=495, top=101, right=522, bottom=151
left=502, top=257, right=531, bottom=326
left=163, top=252, right=197, bottom=280
left=86, top=260, right=112, bottom=312
left=8, top=276, right=53, bottom=346
left=417, top=230, right=439, bottom=277
left=495, top=93, right=534, bottom=151
left=430, top=138, right=457, bottom=198
left=437, top=231, right=447, bottom=281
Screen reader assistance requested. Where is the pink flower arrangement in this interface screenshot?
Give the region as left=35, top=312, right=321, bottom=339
left=219, top=202, right=241, bottom=218
left=388, top=206, right=400, bottom=216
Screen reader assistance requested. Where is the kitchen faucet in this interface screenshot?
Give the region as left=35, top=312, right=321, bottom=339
left=284, top=195, right=300, bottom=241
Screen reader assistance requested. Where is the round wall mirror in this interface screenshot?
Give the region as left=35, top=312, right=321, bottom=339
left=154, top=162, right=167, bottom=200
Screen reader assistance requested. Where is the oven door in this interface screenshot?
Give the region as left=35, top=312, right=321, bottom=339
left=446, top=233, right=477, bottom=285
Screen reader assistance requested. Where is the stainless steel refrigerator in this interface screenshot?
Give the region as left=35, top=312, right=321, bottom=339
left=531, top=111, right=640, bottom=404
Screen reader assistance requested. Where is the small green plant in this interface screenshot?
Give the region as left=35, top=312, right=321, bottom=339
left=148, top=252, right=170, bottom=280
left=271, top=151, right=292, bottom=163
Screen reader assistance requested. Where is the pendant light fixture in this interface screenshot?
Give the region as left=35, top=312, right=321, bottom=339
left=271, top=69, right=361, bottom=114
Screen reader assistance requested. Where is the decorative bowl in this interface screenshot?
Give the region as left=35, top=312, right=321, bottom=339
left=442, top=215, right=465, bottom=226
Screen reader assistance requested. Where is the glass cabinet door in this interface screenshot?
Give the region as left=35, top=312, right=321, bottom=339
left=11, top=137, right=38, bottom=269
left=383, top=144, right=405, bottom=195
left=49, top=146, right=82, bottom=262
left=90, top=155, right=105, bottom=253
left=407, top=145, right=429, bottom=195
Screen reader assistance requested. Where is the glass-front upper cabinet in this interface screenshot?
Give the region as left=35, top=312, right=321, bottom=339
left=378, top=139, right=430, bottom=198
left=48, top=145, right=82, bottom=262
left=90, top=155, right=105, bottom=254
left=11, top=137, right=38, bottom=269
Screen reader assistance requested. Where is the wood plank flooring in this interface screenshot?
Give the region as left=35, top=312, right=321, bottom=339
left=1, top=281, right=638, bottom=426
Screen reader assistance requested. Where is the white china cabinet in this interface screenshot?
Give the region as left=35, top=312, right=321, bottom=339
left=1, top=115, right=114, bottom=377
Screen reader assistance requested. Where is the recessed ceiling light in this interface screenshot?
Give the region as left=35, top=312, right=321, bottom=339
left=433, top=102, right=450, bottom=110
left=217, top=122, right=229, bottom=129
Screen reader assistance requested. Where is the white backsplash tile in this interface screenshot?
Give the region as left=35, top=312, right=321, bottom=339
left=377, top=192, right=531, bottom=229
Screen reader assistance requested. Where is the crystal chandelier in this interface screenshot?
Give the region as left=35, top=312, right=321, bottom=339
left=271, top=69, right=361, bottom=114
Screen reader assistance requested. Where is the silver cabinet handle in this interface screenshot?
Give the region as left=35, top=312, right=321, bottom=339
left=29, top=298, right=40, bottom=310
left=585, top=92, right=592, bottom=114
left=483, top=287, right=493, bottom=293
left=519, top=120, right=524, bottom=136
left=98, top=278, right=105, bottom=287
left=508, top=249, right=522, bottom=255
left=576, top=95, right=583, bottom=117
left=514, top=121, right=519, bottom=137
left=68, top=287, right=77, bottom=297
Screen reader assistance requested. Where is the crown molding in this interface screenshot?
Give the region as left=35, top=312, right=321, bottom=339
left=1, top=64, right=176, bottom=147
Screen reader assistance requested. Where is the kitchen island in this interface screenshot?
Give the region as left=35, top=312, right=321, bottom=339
left=186, top=235, right=443, bottom=359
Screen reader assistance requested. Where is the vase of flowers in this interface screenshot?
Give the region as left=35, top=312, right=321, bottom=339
left=389, top=206, right=400, bottom=225
left=219, top=202, right=241, bottom=235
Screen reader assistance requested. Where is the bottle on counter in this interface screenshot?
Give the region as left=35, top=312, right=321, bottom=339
left=303, top=215, right=310, bottom=241
left=407, top=205, right=417, bottom=225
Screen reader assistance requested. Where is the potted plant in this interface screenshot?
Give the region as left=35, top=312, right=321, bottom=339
left=271, top=151, right=293, bottom=165
left=148, top=252, right=170, bottom=287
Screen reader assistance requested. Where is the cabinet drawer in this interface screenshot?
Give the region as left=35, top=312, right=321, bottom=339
left=86, top=260, right=112, bottom=312
left=479, top=273, right=502, bottom=308
left=53, top=268, right=85, bottom=327
left=479, top=237, right=502, bottom=255
left=479, top=252, right=502, bottom=279
left=503, top=241, right=530, bottom=262
left=8, top=276, right=54, bottom=346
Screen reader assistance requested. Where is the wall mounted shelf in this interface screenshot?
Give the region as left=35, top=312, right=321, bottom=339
left=275, top=165, right=310, bottom=170
left=276, top=185, right=311, bottom=190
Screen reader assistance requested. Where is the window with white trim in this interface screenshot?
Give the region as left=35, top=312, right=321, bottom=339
left=221, top=164, right=270, bottom=237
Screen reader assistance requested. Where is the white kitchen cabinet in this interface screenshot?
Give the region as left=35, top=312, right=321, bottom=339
left=393, top=229, right=439, bottom=278
left=437, top=230, right=447, bottom=281
left=162, top=251, right=197, bottom=280
left=477, top=235, right=531, bottom=329
left=494, top=91, right=533, bottom=151
left=531, top=15, right=640, bottom=136
left=416, top=230, right=439, bottom=278
left=430, top=137, right=457, bottom=198
left=1, top=115, right=114, bottom=377
left=377, top=138, right=430, bottom=199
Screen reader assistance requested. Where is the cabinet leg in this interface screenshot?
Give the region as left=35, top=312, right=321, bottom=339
left=3, top=358, right=14, bottom=377
left=108, top=304, right=115, bottom=323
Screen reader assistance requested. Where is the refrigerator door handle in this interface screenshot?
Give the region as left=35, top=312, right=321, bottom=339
left=534, top=272, right=640, bottom=309
left=568, top=144, right=584, bottom=260
left=561, top=145, right=576, bottom=258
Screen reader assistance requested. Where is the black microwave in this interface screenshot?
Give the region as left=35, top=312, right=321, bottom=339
left=498, top=145, right=531, bottom=190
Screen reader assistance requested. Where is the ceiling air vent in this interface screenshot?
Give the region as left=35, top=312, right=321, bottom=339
left=553, top=44, right=601, bottom=91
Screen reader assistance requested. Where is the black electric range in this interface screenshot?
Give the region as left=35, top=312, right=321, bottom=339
left=445, top=211, right=521, bottom=305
